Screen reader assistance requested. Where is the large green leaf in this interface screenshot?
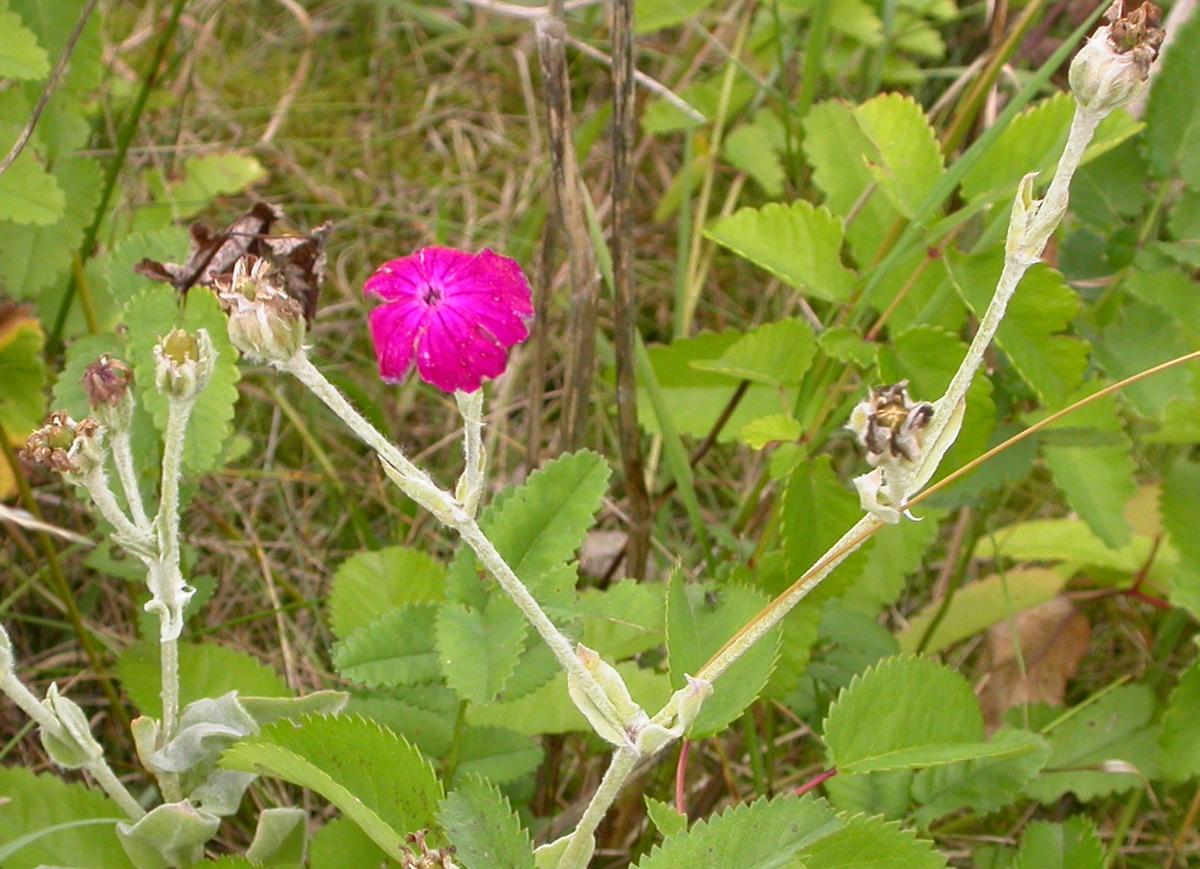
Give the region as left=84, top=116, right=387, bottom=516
left=438, top=777, right=535, bottom=869
left=165, top=153, right=268, bottom=219
left=334, top=603, right=441, bottom=688
left=911, top=729, right=1050, bottom=828
left=631, top=793, right=842, bottom=869
left=666, top=575, right=780, bottom=737
left=0, top=767, right=134, bottom=869
left=961, top=95, right=1074, bottom=201
left=691, top=318, right=817, bottom=387
left=328, top=545, right=447, bottom=640
left=436, top=601, right=527, bottom=705
left=117, top=640, right=289, bottom=718
left=1011, top=818, right=1105, bottom=869
left=0, top=152, right=64, bottom=225
left=801, top=811, right=948, bottom=869
left=0, top=8, right=49, bottom=79
left=854, top=93, right=944, bottom=219
left=823, top=656, right=993, bottom=774
left=455, top=726, right=543, bottom=786
left=1094, top=300, right=1192, bottom=419
left=106, top=226, right=191, bottom=309
left=221, top=715, right=442, bottom=854
left=706, top=201, right=857, bottom=303
left=0, top=307, right=45, bottom=437
left=1145, top=9, right=1200, bottom=186
left=1022, top=687, right=1159, bottom=803
left=1160, top=659, right=1200, bottom=783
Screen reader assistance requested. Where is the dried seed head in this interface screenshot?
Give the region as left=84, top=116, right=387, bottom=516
left=21, top=412, right=103, bottom=477
left=1069, top=1, right=1163, bottom=114
left=848, top=382, right=934, bottom=468
left=82, top=355, right=135, bottom=431
left=215, top=255, right=307, bottom=364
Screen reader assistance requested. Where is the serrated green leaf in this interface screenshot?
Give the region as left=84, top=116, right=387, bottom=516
left=0, top=157, right=103, bottom=297
left=1162, top=457, right=1200, bottom=618
left=1012, top=818, right=1105, bottom=869
left=631, top=793, right=843, bottom=869
left=165, top=153, right=268, bottom=218
left=911, top=730, right=1050, bottom=828
left=898, top=569, right=1067, bottom=655
left=334, top=604, right=441, bottom=688
left=952, top=254, right=1087, bottom=407
left=0, top=308, right=45, bottom=436
left=722, top=115, right=785, bottom=197
left=329, top=546, right=447, bottom=640
left=824, top=769, right=914, bottom=820
left=1023, top=686, right=1158, bottom=802
left=347, top=686, right=459, bottom=758
left=10, top=0, right=103, bottom=93
left=1160, top=659, right=1200, bottom=783
left=644, top=797, right=688, bottom=838
left=0, top=8, right=50, bottom=79
left=574, top=579, right=666, bottom=659
left=1043, top=441, right=1135, bottom=550
left=845, top=509, right=943, bottom=615
left=823, top=656, right=985, bottom=774
left=455, top=726, right=543, bottom=786
left=667, top=576, right=779, bottom=737
left=123, top=284, right=240, bottom=475
left=974, top=518, right=1156, bottom=577
left=1094, top=300, right=1192, bottom=419
left=0, top=767, right=134, bottom=869
left=854, top=93, right=944, bottom=219
left=820, top=326, right=877, bottom=368
left=117, top=641, right=289, bottom=719
left=1124, top=268, right=1200, bottom=349
left=961, top=95, right=1074, bottom=201
left=706, top=201, right=857, bottom=303
left=107, top=226, right=191, bottom=308
left=221, top=715, right=442, bottom=853
left=692, top=318, right=817, bottom=387
left=1145, top=10, right=1200, bottom=186
left=438, top=777, right=535, bottom=869
left=437, top=602, right=527, bottom=704
left=802, top=811, right=948, bottom=869
left=309, top=817, right=391, bottom=869
left=0, top=152, right=64, bottom=225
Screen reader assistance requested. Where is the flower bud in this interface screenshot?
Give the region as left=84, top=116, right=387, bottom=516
left=568, top=644, right=648, bottom=749
left=40, top=683, right=104, bottom=768
left=154, top=328, right=215, bottom=399
left=82, top=355, right=135, bottom=432
left=1069, top=1, right=1163, bottom=114
left=215, top=255, right=306, bottom=365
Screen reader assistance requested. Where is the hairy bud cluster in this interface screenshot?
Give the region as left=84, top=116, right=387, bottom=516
left=215, top=255, right=307, bottom=364
left=21, top=412, right=103, bottom=477
left=1069, top=1, right=1163, bottom=114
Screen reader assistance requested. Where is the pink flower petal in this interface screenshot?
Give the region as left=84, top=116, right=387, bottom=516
left=368, top=303, right=425, bottom=382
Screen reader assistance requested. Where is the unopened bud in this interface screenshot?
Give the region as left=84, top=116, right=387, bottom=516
left=154, top=329, right=215, bottom=399
left=216, top=255, right=306, bottom=364
left=82, top=355, right=135, bottom=431
left=568, top=645, right=648, bottom=749
left=1069, top=1, right=1163, bottom=114
left=40, top=684, right=104, bottom=768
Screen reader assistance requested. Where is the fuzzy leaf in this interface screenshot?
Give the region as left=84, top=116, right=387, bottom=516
left=1160, top=659, right=1200, bottom=782
left=0, top=8, right=50, bottom=79
left=437, top=602, right=527, bottom=705
left=911, top=730, right=1050, bottom=828
left=334, top=604, right=441, bottom=688
left=0, top=767, right=134, bottom=868
left=645, top=797, right=688, bottom=838
left=117, top=641, right=289, bottom=719
left=107, top=226, right=191, bottom=308
left=691, top=318, right=817, bottom=387
left=328, top=546, right=446, bottom=640
left=220, top=715, right=442, bottom=853
left=706, top=201, right=857, bottom=303
left=630, top=793, right=842, bottom=869
left=438, top=777, right=535, bottom=869
left=1022, top=687, right=1159, bottom=802
left=1012, top=818, right=1105, bottom=869
left=666, top=576, right=779, bottom=737
left=802, top=811, right=948, bottom=869
left=823, top=656, right=988, bottom=774
left=1145, top=10, right=1200, bottom=186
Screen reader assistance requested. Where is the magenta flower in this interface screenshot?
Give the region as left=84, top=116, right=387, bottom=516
left=364, top=247, right=534, bottom=393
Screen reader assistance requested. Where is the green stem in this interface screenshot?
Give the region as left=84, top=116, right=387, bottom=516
left=555, top=748, right=640, bottom=869
left=455, top=390, right=486, bottom=517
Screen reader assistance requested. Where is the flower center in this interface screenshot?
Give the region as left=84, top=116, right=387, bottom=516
left=422, top=282, right=443, bottom=306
